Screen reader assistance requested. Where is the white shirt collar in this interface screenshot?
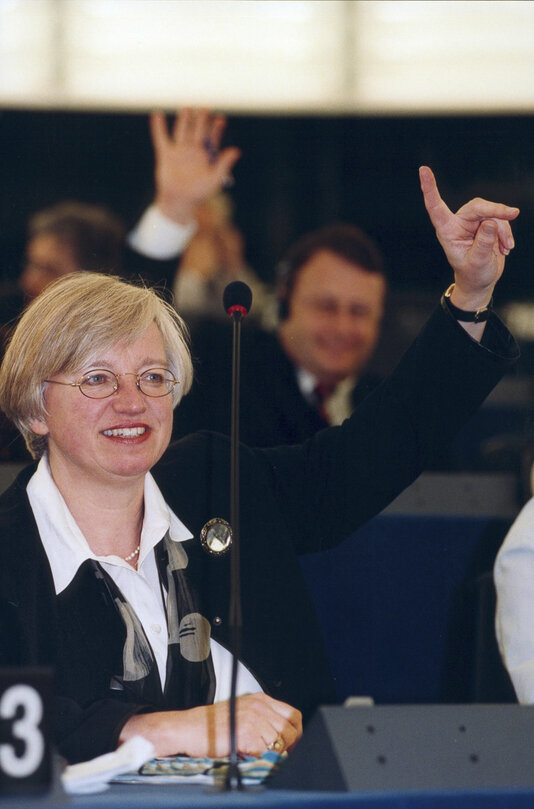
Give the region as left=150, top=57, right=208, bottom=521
left=26, top=456, right=193, bottom=595
left=295, top=366, right=357, bottom=425
left=295, top=366, right=318, bottom=399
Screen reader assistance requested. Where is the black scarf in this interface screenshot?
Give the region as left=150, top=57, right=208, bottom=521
left=92, top=531, right=216, bottom=709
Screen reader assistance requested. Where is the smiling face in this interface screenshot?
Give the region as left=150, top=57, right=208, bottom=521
left=30, top=323, right=174, bottom=496
left=278, top=249, right=386, bottom=386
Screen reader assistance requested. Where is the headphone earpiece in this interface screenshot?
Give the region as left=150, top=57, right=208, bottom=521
left=275, top=258, right=292, bottom=322
left=278, top=296, right=289, bottom=322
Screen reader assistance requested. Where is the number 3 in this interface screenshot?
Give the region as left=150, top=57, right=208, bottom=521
left=0, top=684, right=44, bottom=778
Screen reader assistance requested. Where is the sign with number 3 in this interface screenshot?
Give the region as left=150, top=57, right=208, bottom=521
left=0, top=669, right=52, bottom=795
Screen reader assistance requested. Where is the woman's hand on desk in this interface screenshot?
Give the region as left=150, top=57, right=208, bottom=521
left=119, top=692, right=303, bottom=758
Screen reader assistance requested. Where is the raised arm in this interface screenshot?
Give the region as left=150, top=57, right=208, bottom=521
left=419, top=165, right=519, bottom=341
left=150, top=107, right=241, bottom=226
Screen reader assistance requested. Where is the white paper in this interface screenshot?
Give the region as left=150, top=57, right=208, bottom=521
left=62, top=735, right=155, bottom=794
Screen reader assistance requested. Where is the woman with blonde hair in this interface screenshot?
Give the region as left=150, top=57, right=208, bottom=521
left=0, top=168, right=519, bottom=764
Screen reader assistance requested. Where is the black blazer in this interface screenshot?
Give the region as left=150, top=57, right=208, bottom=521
left=174, top=319, right=382, bottom=447
left=0, top=304, right=519, bottom=762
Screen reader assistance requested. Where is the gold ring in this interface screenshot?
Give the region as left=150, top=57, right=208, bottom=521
left=268, top=736, right=284, bottom=753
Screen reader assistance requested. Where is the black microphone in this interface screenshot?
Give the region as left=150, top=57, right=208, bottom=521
left=222, top=281, right=252, bottom=791
left=223, top=280, right=253, bottom=320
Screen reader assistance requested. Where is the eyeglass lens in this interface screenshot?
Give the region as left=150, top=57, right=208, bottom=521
left=79, top=369, right=175, bottom=398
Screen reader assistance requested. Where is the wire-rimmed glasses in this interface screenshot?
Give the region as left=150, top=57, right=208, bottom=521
left=44, top=368, right=179, bottom=399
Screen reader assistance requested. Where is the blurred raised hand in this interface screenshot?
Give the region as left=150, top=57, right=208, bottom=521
left=151, top=107, right=241, bottom=224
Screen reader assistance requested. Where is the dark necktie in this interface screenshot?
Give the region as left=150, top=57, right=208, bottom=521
left=313, top=383, right=336, bottom=423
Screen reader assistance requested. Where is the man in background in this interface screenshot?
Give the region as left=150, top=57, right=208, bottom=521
left=174, top=222, right=387, bottom=446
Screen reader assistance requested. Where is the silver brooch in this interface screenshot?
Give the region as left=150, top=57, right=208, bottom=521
left=200, top=518, right=233, bottom=555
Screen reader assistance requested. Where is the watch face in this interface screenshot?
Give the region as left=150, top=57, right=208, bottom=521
left=200, top=518, right=233, bottom=555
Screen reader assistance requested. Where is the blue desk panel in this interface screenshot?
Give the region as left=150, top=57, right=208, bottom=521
left=3, top=783, right=534, bottom=809
left=300, top=513, right=513, bottom=704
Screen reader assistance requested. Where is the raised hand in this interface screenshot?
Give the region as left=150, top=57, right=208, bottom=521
left=419, top=165, right=519, bottom=309
left=150, top=108, right=241, bottom=225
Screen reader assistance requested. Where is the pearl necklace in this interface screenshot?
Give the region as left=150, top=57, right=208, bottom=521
left=123, top=544, right=141, bottom=562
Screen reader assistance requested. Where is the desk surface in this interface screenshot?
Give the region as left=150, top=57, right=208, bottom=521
left=3, top=782, right=534, bottom=809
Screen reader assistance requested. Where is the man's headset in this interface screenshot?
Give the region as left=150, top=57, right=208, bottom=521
left=274, top=257, right=293, bottom=322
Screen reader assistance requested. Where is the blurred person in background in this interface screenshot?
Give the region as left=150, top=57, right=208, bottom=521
left=173, top=191, right=268, bottom=322
left=19, top=201, right=126, bottom=300
left=1, top=107, right=240, bottom=314
left=0, top=107, right=240, bottom=461
left=175, top=222, right=387, bottom=446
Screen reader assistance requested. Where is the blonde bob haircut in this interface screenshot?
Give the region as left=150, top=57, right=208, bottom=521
left=0, top=272, right=193, bottom=460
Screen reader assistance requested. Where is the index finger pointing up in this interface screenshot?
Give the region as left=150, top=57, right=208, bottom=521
left=419, top=165, right=452, bottom=230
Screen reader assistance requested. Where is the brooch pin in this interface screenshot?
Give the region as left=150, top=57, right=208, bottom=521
left=200, top=518, right=233, bottom=555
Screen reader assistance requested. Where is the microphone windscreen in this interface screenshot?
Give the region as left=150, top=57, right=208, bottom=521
left=223, top=281, right=253, bottom=317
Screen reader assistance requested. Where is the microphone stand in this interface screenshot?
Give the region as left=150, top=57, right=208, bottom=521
left=222, top=282, right=252, bottom=791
